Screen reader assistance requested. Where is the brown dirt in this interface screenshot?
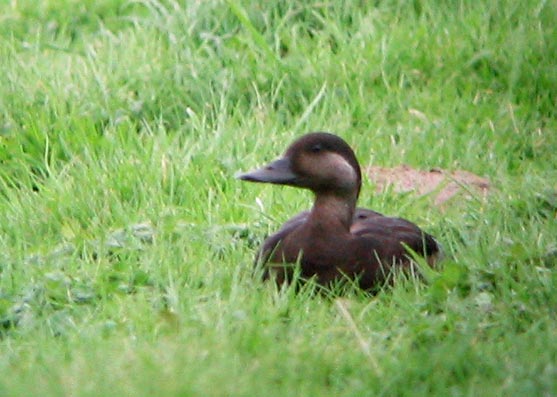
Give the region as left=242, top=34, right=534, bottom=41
left=366, top=165, right=490, bottom=206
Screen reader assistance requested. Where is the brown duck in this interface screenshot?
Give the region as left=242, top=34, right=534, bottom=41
left=237, top=132, right=441, bottom=290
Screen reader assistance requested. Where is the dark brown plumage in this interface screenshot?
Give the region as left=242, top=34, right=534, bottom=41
left=237, top=132, right=441, bottom=290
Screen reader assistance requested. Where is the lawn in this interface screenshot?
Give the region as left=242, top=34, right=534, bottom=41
left=1, top=0, right=556, bottom=395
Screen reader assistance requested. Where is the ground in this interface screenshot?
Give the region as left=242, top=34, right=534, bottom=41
left=1, top=1, right=556, bottom=396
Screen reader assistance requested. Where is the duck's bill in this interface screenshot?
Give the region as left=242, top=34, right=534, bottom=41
left=236, top=157, right=298, bottom=184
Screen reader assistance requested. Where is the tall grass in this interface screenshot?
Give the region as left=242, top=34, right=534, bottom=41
left=1, top=0, right=556, bottom=395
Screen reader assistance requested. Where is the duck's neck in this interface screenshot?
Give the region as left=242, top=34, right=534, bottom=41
left=307, top=192, right=357, bottom=234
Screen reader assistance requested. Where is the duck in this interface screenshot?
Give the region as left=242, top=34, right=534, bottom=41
left=237, top=132, right=441, bottom=290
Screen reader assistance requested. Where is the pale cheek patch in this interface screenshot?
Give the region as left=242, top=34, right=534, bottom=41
left=323, top=153, right=358, bottom=186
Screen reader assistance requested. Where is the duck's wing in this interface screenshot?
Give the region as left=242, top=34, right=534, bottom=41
left=351, top=209, right=441, bottom=263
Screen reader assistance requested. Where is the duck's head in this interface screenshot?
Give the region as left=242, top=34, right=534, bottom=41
left=237, top=132, right=362, bottom=198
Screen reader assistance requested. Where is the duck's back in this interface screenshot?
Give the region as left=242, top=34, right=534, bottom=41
left=351, top=209, right=439, bottom=259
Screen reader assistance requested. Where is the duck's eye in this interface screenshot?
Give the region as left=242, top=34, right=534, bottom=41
left=310, top=144, right=323, bottom=153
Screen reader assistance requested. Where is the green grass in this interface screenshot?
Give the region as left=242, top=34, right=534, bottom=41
left=1, top=0, right=556, bottom=395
